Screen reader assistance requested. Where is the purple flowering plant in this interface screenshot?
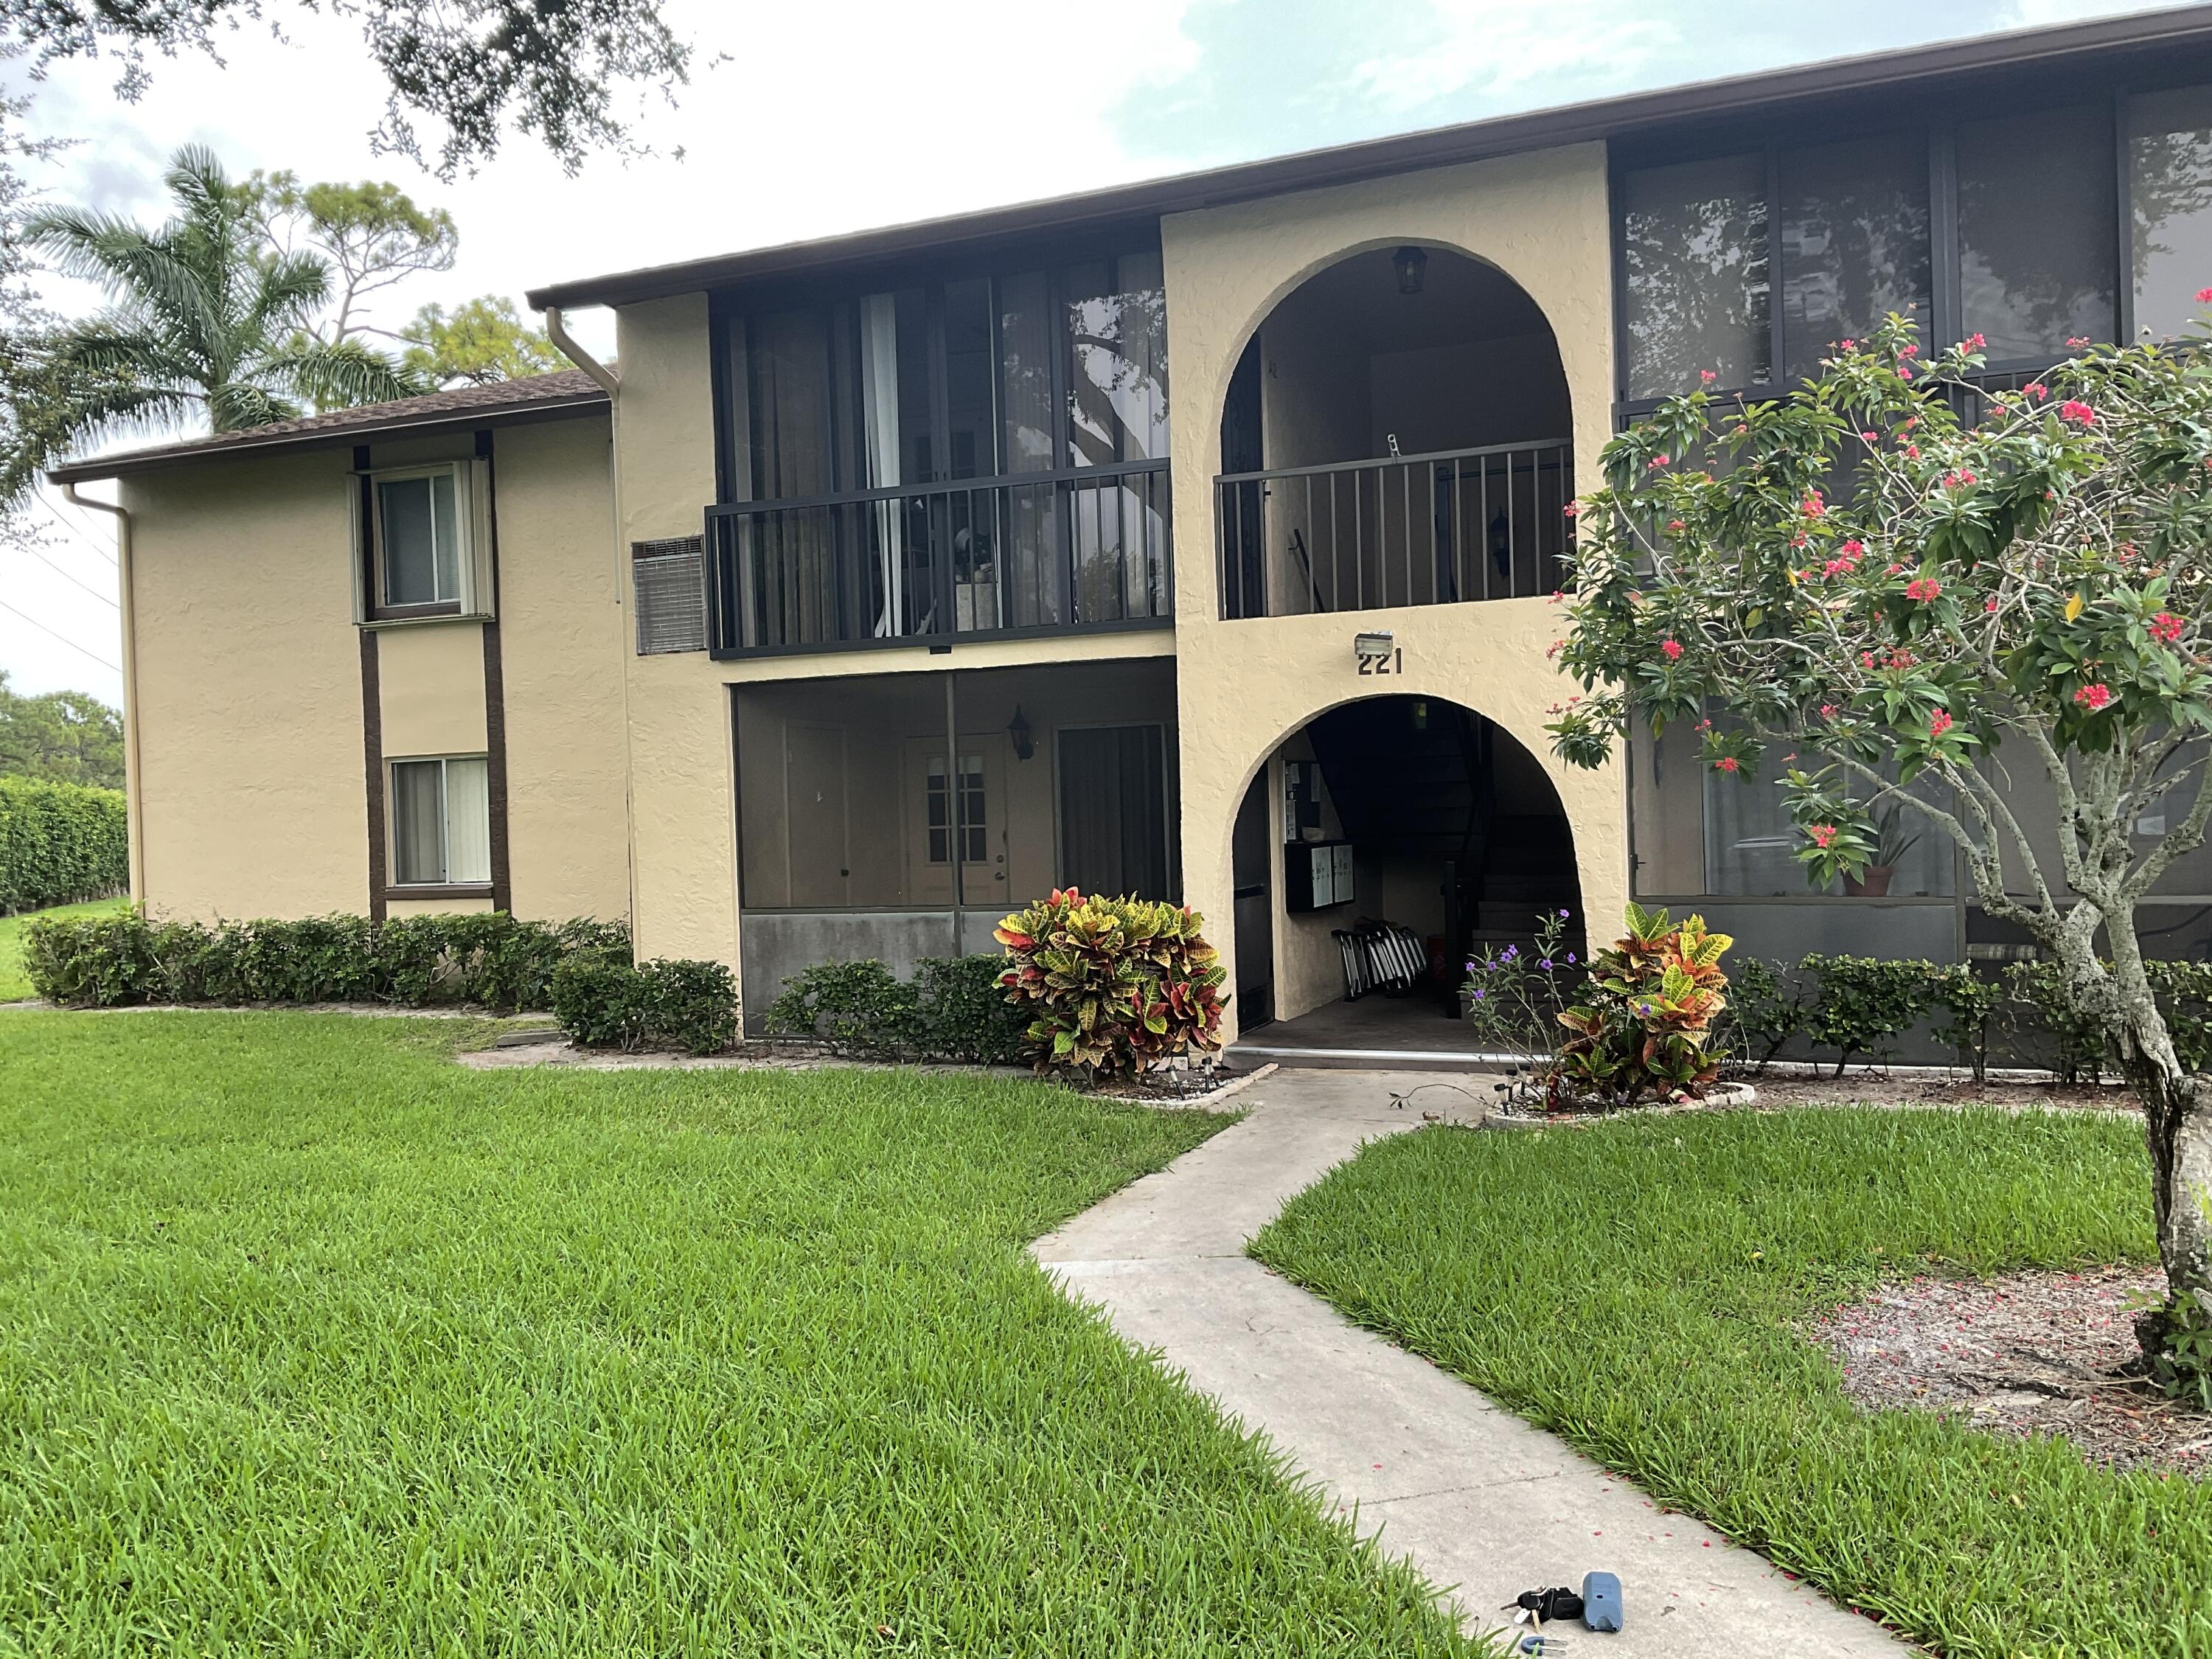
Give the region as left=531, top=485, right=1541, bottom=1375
left=1458, top=907, right=1581, bottom=1059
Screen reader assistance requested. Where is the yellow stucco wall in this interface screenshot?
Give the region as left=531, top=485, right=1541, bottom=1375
left=119, top=411, right=627, bottom=929
left=376, top=622, right=487, bottom=759
left=493, top=416, right=630, bottom=923
left=1161, top=141, right=1629, bottom=1034
left=611, top=294, right=740, bottom=973
left=122, top=449, right=368, bottom=921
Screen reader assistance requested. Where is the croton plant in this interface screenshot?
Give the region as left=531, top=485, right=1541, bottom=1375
left=1554, top=902, right=1731, bottom=1110
left=994, top=888, right=1227, bottom=1079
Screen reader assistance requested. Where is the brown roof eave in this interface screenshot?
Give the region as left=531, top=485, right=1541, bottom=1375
left=45, top=386, right=610, bottom=486
left=525, top=3, right=2212, bottom=312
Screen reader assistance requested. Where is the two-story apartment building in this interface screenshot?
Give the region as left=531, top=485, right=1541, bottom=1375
left=53, top=8, right=2212, bottom=1051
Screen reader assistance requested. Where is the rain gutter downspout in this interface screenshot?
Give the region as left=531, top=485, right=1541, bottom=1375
left=542, top=305, right=641, bottom=959
left=59, top=481, right=144, bottom=906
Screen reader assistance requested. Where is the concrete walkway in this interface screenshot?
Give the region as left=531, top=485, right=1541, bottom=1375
left=1032, top=1068, right=1908, bottom=1656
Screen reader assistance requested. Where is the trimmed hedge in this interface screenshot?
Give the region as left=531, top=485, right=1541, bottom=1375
left=21, top=909, right=630, bottom=1014
left=1721, top=952, right=2212, bottom=1079
left=0, top=777, right=126, bottom=914
left=549, top=954, right=737, bottom=1057
left=763, top=954, right=1026, bottom=1065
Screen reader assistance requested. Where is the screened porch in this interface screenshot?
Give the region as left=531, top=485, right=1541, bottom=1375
left=734, top=658, right=1180, bottom=1029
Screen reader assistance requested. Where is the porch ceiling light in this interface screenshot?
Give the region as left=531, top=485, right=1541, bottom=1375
left=1354, top=630, right=1395, bottom=663
left=1007, top=704, right=1034, bottom=762
left=1393, top=246, right=1427, bottom=296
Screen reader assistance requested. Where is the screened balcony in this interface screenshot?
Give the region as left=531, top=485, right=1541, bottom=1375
left=708, top=462, right=1169, bottom=653
left=708, top=250, right=1172, bottom=657
left=1211, top=243, right=1573, bottom=622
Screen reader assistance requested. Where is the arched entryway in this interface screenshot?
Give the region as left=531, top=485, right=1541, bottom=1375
left=1231, top=693, right=1581, bottom=1053
left=1217, top=243, right=1573, bottom=620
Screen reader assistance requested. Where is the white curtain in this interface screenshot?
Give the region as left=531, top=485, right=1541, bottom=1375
left=860, top=293, right=905, bottom=636
left=444, top=757, right=492, bottom=885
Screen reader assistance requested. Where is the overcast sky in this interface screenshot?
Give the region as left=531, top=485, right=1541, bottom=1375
left=0, top=0, right=2169, bottom=704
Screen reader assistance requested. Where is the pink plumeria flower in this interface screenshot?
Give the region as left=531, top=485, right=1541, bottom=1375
left=2073, top=683, right=2114, bottom=711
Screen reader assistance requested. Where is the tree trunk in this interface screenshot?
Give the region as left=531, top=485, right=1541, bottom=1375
left=2123, top=1060, right=2212, bottom=1340
left=2066, top=919, right=2212, bottom=1354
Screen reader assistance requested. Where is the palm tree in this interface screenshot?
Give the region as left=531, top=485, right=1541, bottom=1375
left=24, top=145, right=421, bottom=448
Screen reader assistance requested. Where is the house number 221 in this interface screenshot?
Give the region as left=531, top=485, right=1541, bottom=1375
left=1356, top=648, right=1405, bottom=675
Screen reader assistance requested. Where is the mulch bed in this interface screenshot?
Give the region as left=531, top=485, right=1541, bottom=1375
left=1809, top=1266, right=2211, bottom=1475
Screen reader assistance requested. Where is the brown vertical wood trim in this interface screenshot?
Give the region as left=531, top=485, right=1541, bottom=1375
left=477, top=428, right=512, bottom=914
left=361, top=629, right=387, bottom=923
left=355, top=443, right=388, bottom=923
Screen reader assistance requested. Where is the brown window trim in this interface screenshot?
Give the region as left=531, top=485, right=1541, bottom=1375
left=382, top=882, right=495, bottom=902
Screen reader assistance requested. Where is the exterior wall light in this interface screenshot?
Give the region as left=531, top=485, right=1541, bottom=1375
left=1354, top=630, right=1395, bottom=663
left=1007, top=704, right=1034, bottom=761
left=1394, top=246, right=1428, bottom=295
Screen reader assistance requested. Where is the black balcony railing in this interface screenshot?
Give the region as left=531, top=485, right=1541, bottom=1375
left=706, top=461, right=1172, bottom=656
left=1214, top=439, right=1571, bottom=620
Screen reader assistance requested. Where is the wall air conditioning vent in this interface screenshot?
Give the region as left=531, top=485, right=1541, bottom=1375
left=633, top=536, right=707, bottom=655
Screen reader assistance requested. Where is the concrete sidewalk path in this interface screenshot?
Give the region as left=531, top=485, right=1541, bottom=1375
left=1032, top=1068, right=1907, bottom=1656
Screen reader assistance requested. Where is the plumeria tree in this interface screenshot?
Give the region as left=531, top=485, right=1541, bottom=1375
left=1548, top=307, right=2212, bottom=1367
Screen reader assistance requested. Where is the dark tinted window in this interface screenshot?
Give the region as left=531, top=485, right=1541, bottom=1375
left=2131, top=83, right=2212, bottom=341
left=1957, top=105, right=2116, bottom=360
left=1778, top=132, right=1931, bottom=382
left=1621, top=152, right=1772, bottom=397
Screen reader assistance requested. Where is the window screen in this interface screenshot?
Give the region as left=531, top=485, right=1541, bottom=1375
left=1057, top=725, right=1168, bottom=900
left=2131, top=83, right=2212, bottom=341
left=378, top=471, right=461, bottom=607
left=1778, top=132, right=1931, bottom=384
left=1957, top=105, right=2116, bottom=361
left=1621, top=152, right=1773, bottom=397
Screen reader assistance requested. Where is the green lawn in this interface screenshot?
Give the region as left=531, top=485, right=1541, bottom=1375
left=1252, top=1108, right=2212, bottom=1659
left=0, top=1013, right=1482, bottom=1657
left=0, top=896, right=128, bottom=1001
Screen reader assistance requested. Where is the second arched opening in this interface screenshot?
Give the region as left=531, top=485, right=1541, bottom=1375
left=1218, top=243, right=1573, bottom=619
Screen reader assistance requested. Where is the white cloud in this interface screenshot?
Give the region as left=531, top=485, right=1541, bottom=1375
left=1346, top=0, right=1680, bottom=111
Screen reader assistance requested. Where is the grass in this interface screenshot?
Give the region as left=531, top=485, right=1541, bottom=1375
left=1251, top=1107, right=2212, bottom=1659
left=0, top=1013, right=1484, bottom=1657
left=0, top=895, right=128, bottom=1001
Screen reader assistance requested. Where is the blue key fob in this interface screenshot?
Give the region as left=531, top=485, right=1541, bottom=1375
left=1581, top=1570, right=1623, bottom=1632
